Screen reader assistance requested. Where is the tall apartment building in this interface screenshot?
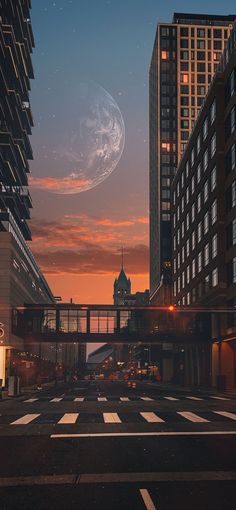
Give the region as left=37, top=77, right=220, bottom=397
left=150, top=13, right=236, bottom=303
left=172, top=23, right=236, bottom=389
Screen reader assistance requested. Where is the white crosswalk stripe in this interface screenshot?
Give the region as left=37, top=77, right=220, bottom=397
left=186, top=396, right=203, bottom=401
left=164, top=397, right=179, bottom=401
left=103, top=413, right=121, bottom=423
left=177, top=411, right=209, bottom=423
left=74, top=398, right=84, bottom=402
left=23, top=398, right=38, bottom=403
left=98, top=397, right=108, bottom=401
left=58, top=413, right=79, bottom=424
left=210, top=396, right=230, bottom=401
left=140, top=412, right=164, bottom=423
left=120, top=397, right=130, bottom=401
left=140, top=397, right=154, bottom=401
left=11, top=414, right=40, bottom=425
left=50, top=398, right=63, bottom=402
left=214, top=411, right=236, bottom=421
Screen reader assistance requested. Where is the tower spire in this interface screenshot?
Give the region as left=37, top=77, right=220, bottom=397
left=121, top=245, right=124, bottom=270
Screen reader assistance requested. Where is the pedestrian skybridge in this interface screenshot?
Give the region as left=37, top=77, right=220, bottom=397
left=12, top=304, right=211, bottom=344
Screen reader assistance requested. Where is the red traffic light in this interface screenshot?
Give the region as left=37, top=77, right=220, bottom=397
left=168, top=305, right=175, bottom=312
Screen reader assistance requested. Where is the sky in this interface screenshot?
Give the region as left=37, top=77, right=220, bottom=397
left=29, top=0, right=236, bottom=305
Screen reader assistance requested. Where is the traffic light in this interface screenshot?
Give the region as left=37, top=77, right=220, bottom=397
left=168, top=305, right=175, bottom=312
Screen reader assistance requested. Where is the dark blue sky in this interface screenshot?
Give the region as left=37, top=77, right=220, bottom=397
left=30, top=0, right=236, bottom=305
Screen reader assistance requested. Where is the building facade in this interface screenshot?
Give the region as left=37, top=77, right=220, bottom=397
left=150, top=13, right=236, bottom=303
left=172, top=23, right=236, bottom=388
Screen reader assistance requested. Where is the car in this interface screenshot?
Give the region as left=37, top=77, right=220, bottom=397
left=131, top=382, right=137, bottom=389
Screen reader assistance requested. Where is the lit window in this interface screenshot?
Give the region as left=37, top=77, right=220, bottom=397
left=211, top=166, right=216, bottom=191
left=203, top=180, right=208, bottom=203
left=181, top=73, right=189, bottom=83
left=204, top=211, right=209, bottom=234
left=212, top=267, right=218, bottom=287
left=198, top=251, right=202, bottom=273
left=162, top=142, right=171, bottom=152
left=212, top=233, right=217, bottom=258
left=211, top=199, right=217, bottom=224
left=161, top=51, right=168, bottom=60
left=204, top=243, right=209, bottom=266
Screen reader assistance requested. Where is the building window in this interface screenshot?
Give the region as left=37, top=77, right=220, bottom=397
left=227, top=257, right=236, bottom=285
left=182, top=271, right=185, bottom=288
left=210, top=132, right=216, bottom=158
left=186, top=212, right=190, bottom=230
left=210, top=99, right=216, bottom=125
left=210, top=166, right=216, bottom=191
left=174, top=258, right=176, bottom=273
left=225, top=106, right=236, bottom=140
left=191, top=147, right=195, bottom=167
left=203, top=149, right=208, bottom=171
left=197, top=222, right=202, bottom=243
left=205, top=274, right=210, bottom=293
left=177, top=277, right=181, bottom=292
left=173, top=281, right=177, bottom=297
left=226, top=218, right=236, bottom=248
left=203, top=117, right=208, bottom=141
left=211, top=200, right=217, bottom=224
left=186, top=186, right=190, bottom=204
left=198, top=251, right=202, bottom=273
left=191, top=176, right=195, bottom=194
left=181, top=221, right=185, bottom=237
left=192, top=230, right=196, bottom=250
left=181, top=196, right=184, bottom=213
left=177, top=229, right=180, bottom=245
left=177, top=182, right=180, bottom=197
left=192, top=258, right=196, bottom=278
left=177, top=252, right=180, bottom=269
left=204, top=243, right=209, bottom=266
left=204, top=211, right=209, bottom=234
left=212, top=233, right=217, bottom=258
left=185, top=160, right=189, bottom=178
left=197, top=163, right=201, bottom=184
left=197, top=192, right=201, bottom=213
left=212, top=267, right=218, bottom=287
left=191, top=203, right=195, bottom=223
left=226, top=143, right=236, bottom=176
left=187, top=292, right=190, bottom=305
left=161, top=50, right=168, bottom=60
left=203, top=180, right=208, bottom=203
left=226, top=181, right=236, bottom=213
left=186, top=239, right=190, bottom=257
left=197, top=134, right=201, bottom=155
left=181, top=246, right=185, bottom=263
left=187, top=265, right=190, bottom=284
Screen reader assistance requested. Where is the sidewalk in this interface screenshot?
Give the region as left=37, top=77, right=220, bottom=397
left=143, top=380, right=236, bottom=397
left=0, top=380, right=58, bottom=400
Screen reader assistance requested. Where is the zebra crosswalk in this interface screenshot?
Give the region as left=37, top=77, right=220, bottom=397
left=21, top=395, right=232, bottom=403
left=3, top=409, right=236, bottom=427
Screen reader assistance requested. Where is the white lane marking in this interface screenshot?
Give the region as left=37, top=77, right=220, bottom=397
left=164, top=397, right=179, bottom=401
left=103, top=413, right=121, bottom=423
left=23, top=398, right=38, bottom=403
left=58, top=413, right=79, bottom=424
left=214, top=411, right=236, bottom=421
left=140, top=412, right=164, bottom=423
left=97, top=397, right=108, bottom=401
left=140, top=489, right=157, bottom=510
left=120, top=397, right=130, bottom=401
left=177, top=411, right=209, bottom=423
left=186, top=396, right=203, bottom=401
left=50, top=398, right=63, bottom=402
left=210, top=396, right=230, bottom=401
left=51, top=431, right=236, bottom=438
left=11, top=414, right=40, bottom=425
left=74, top=398, right=84, bottom=402
left=140, top=397, right=154, bottom=401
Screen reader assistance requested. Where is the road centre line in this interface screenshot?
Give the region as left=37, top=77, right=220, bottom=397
left=50, top=431, right=236, bottom=438
left=58, top=413, right=79, bottom=424
left=177, top=411, right=209, bottom=423
left=1, top=471, right=236, bottom=487
left=140, top=489, right=157, bottom=510
left=11, top=414, right=40, bottom=425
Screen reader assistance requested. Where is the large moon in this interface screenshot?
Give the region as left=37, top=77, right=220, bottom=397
left=31, top=82, right=125, bottom=194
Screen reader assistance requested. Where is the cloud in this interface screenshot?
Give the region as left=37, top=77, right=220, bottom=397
left=32, top=244, right=149, bottom=275
left=29, top=175, right=90, bottom=193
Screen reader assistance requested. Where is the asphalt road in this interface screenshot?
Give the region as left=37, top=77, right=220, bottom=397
left=0, top=380, right=236, bottom=509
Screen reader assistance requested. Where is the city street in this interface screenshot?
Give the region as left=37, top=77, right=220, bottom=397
left=0, top=380, right=236, bottom=509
